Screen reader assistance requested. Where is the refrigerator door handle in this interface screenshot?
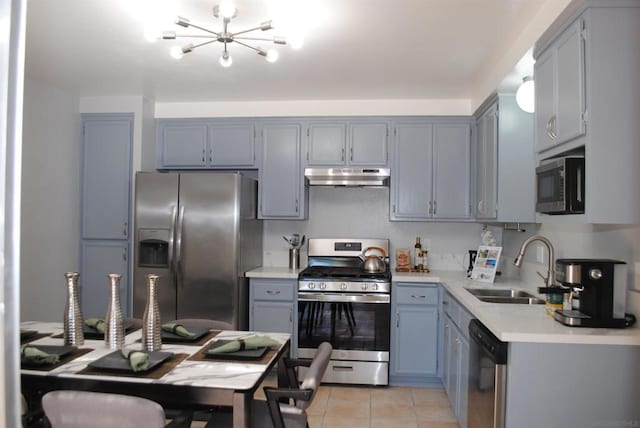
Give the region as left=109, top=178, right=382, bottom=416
left=175, top=205, right=185, bottom=289
left=168, top=205, right=177, bottom=286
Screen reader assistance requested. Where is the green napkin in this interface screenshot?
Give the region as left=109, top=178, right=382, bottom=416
left=85, top=318, right=105, bottom=333
left=121, top=348, right=150, bottom=372
left=206, top=335, right=280, bottom=355
left=21, top=345, right=60, bottom=365
left=162, top=323, right=197, bottom=339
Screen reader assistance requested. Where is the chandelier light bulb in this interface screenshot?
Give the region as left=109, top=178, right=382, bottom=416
left=289, top=35, right=304, bottom=50
left=266, top=49, right=279, bottom=63
left=220, top=52, right=233, bottom=67
left=218, top=1, right=237, bottom=19
left=170, top=46, right=184, bottom=59
left=516, top=76, right=535, bottom=113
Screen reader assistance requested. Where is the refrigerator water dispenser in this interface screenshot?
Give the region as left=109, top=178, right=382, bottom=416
left=138, top=229, right=170, bottom=268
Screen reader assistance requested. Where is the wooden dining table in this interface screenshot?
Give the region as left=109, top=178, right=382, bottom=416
left=20, top=321, right=291, bottom=428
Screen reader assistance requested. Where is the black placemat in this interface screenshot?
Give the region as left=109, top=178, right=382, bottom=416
left=88, top=350, right=173, bottom=373
left=21, top=347, right=94, bottom=371
left=78, top=352, right=188, bottom=379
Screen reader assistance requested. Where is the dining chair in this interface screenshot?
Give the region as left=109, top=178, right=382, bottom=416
left=206, top=341, right=333, bottom=428
left=41, top=390, right=192, bottom=428
left=123, top=316, right=143, bottom=329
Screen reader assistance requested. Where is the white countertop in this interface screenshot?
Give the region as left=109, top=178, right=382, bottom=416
left=245, top=266, right=303, bottom=279
left=394, top=270, right=640, bottom=346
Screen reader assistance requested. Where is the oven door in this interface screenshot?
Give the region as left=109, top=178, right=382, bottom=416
left=297, top=292, right=390, bottom=361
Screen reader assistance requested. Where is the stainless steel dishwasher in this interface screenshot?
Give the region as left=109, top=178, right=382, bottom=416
left=467, top=319, right=508, bottom=428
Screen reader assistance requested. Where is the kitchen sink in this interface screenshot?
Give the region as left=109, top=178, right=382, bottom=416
left=464, top=287, right=545, bottom=304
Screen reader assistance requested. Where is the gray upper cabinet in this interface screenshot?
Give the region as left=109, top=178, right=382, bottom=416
left=306, top=120, right=388, bottom=167
left=258, top=122, right=307, bottom=219
left=533, top=2, right=640, bottom=223
left=534, top=17, right=586, bottom=152
left=209, top=123, right=255, bottom=166
left=307, top=123, right=346, bottom=165
left=391, top=119, right=471, bottom=221
left=157, top=119, right=256, bottom=169
left=475, top=103, right=498, bottom=220
left=474, top=95, right=535, bottom=223
left=81, top=114, right=132, bottom=239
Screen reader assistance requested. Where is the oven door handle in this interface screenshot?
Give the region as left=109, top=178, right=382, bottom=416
left=298, top=292, right=390, bottom=304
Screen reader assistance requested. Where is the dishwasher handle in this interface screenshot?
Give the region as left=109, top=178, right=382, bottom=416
left=469, top=319, right=508, bottom=364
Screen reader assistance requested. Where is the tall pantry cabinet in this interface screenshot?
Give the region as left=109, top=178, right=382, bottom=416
left=80, top=114, right=132, bottom=316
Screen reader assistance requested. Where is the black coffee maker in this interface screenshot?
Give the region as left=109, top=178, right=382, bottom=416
left=553, top=259, right=635, bottom=328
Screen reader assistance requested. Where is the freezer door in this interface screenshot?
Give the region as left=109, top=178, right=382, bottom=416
left=176, top=173, right=241, bottom=324
left=133, top=172, right=179, bottom=320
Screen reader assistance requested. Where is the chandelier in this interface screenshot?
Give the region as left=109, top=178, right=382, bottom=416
left=159, top=1, right=299, bottom=67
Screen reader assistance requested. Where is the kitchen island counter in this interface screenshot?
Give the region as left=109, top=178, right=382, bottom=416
left=393, top=270, right=640, bottom=346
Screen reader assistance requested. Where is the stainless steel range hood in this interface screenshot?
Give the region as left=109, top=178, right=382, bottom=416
left=304, top=167, right=390, bottom=186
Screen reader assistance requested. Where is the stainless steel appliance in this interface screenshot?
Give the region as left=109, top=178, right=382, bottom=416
left=553, top=258, right=636, bottom=328
left=297, top=238, right=390, bottom=385
left=535, top=156, right=585, bottom=214
left=304, top=167, right=390, bottom=186
left=132, top=172, right=262, bottom=327
left=467, top=319, right=508, bottom=428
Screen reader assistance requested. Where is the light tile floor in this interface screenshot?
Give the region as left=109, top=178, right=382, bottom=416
left=192, top=384, right=460, bottom=428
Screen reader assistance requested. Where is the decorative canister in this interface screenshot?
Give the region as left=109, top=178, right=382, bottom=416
left=63, top=272, right=84, bottom=346
left=104, top=273, right=125, bottom=350
left=141, top=274, right=162, bottom=351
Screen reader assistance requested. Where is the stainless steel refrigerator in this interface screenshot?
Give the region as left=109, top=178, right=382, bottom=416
left=132, top=172, right=262, bottom=328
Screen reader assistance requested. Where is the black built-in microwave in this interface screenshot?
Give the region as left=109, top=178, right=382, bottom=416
left=536, top=156, right=585, bottom=214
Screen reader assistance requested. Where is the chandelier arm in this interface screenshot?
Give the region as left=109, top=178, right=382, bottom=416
left=234, top=36, right=277, bottom=42
left=181, top=22, right=220, bottom=37
left=191, top=39, right=218, bottom=50
left=175, top=34, right=218, bottom=39
left=233, top=39, right=261, bottom=53
left=232, top=26, right=265, bottom=37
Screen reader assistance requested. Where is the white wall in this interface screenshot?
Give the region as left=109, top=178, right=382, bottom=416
left=263, top=186, right=484, bottom=270
left=21, top=78, right=80, bottom=321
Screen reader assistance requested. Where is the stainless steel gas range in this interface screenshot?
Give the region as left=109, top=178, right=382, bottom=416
left=297, top=238, right=390, bottom=386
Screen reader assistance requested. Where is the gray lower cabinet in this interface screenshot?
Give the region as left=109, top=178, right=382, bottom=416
left=157, top=119, right=256, bottom=168
left=80, top=241, right=129, bottom=317
left=442, top=291, right=471, bottom=428
left=390, top=282, right=440, bottom=386
left=390, top=119, right=471, bottom=221
left=249, top=278, right=297, bottom=354
left=258, top=122, right=308, bottom=220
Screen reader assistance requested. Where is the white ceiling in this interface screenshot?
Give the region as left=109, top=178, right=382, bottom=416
left=25, top=0, right=554, bottom=103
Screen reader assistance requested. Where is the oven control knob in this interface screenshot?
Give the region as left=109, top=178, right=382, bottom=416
left=309, top=282, right=316, bottom=289
left=362, top=283, right=368, bottom=290
left=319, top=282, right=326, bottom=290
left=589, top=269, right=603, bottom=280
left=372, top=283, right=378, bottom=291
left=341, top=283, right=347, bottom=290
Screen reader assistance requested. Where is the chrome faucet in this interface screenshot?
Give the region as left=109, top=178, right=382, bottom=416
left=513, top=235, right=556, bottom=287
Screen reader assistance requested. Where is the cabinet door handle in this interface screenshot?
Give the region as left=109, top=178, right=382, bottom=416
left=396, top=313, right=399, bottom=328
left=123, top=248, right=127, bottom=261
left=428, top=201, right=433, bottom=215
left=341, top=148, right=345, bottom=162
left=266, top=290, right=281, bottom=295
left=289, top=308, right=293, bottom=323
left=433, top=200, right=437, bottom=216
left=350, top=146, right=353, bottom=162
left=411, top=295, right=427, bottom=299
left=295, top=198, right=299, bottom=213
left=209, top=147, right=213, bottom=163
left=202, top=149, right=205, bottom=163
left=123, top=221, right=128, bottom=237
left=550, top=115, right=558, bottom=139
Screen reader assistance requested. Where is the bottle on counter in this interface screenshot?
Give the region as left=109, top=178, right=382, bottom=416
left=413, top=237, right=422, bottom=270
